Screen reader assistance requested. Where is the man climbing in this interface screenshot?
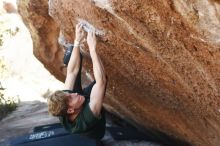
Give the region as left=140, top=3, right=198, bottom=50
left=47, top=23, right=107, bottom=139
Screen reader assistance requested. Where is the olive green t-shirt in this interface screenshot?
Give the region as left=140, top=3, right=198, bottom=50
left=59, top=91, right=106, bottom=139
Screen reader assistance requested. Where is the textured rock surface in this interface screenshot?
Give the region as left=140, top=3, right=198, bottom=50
left=17, top=0, right=220, bottom=146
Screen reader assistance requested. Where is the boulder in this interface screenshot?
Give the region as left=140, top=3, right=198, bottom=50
left=17, top=0, right=220, bottom=146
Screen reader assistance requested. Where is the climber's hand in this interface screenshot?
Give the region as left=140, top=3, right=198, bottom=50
left=87, top=29, right=96, bottom=51
left=75, top=23, right=85, bottom=43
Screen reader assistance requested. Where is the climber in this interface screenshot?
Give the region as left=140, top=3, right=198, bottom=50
left=47, top=22, right=107, bottom=140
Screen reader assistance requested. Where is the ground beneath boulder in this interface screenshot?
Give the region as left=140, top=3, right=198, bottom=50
left=0, top=101, right=162, bottom=146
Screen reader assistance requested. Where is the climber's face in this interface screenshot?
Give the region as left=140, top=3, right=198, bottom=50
left=66, top=93, right=85, bottom=114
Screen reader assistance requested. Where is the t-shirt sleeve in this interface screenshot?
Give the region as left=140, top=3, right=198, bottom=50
left=82, top=103, right=101, bottom=127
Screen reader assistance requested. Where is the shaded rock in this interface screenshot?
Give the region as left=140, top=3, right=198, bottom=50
left=17, top=0, right=220, bottom=146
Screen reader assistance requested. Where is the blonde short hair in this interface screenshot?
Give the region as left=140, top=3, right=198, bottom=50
left=47, top=90, right=67, bottom=116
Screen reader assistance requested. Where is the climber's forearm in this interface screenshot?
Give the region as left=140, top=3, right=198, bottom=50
left=66, top=43, right=80, bottom=75
left=64, top=23, right=84, bottom=90
left=90, top=50, right=106, bottom=84
left=64, top=42, right=81, bottom=90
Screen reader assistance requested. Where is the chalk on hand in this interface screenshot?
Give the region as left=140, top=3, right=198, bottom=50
left=77, top=19, right=105, bottom=37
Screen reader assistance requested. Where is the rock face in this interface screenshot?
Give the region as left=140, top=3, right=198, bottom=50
left=17, top=0, right=220, bottom=146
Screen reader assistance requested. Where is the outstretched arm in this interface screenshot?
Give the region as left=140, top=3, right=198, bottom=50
left=64, top=23, right=84, bottom=90
left=87, top=30, right=107, bottom=117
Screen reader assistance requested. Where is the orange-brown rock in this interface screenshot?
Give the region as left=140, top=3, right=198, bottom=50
left=17, top=0, right=220, bottom=146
